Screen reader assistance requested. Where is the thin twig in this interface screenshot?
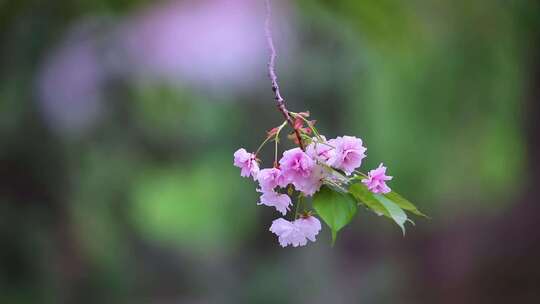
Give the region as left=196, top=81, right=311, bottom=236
left=264, top=0, right=304, bottom=150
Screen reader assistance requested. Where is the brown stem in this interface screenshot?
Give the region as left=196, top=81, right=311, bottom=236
left=264, top=0, right=304, bottom=150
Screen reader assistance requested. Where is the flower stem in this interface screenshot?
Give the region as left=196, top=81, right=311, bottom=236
left=294, top=193, right=304, bottom=219
left=255, top=134, right=273, bottom=156
left=353, top=170, right=369, bottom=178
left=273, top=121, right=287, bottom=165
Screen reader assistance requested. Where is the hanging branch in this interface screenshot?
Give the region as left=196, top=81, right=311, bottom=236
left=232, top=0, right=426, bottom=248
left=264, top=0, right=304, bottom=150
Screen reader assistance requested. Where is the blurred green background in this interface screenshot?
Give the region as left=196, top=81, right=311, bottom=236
left=1, top=0, right=540, bottom=303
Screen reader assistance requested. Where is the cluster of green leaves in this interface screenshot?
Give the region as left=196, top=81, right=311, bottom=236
left=313, top=183, right=427, bottom=244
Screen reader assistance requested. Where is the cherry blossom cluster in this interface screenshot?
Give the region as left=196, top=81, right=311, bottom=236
left=231, top=0, right=423, bottom=247
left=233, top=114, right=393, bottom=247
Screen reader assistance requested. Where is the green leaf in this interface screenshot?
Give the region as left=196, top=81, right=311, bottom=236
left=349, top=183, right=389, bottom=217
left=313, top=186, right=358, bottom=244
left=349, top=183, right=410, bottom=234
left=374, top=194, right=408, bottom=235
left=384, top=191, right=428, bottom=218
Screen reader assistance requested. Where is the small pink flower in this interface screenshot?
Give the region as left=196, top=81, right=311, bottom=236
left=279, top=148, right=323, bottom=195
left=293, top=165, right=325, bottom=196
left=295, top=216, right=322, bottom=242
left=233, top=148, right=259, bottom=178
left=259, top=191, right=292, bottom=215
left=306, top=136, right=335, bottom=165
left=362, top=163, right=393, bottom=194
left=257, top=168, right=288, bottom=192
left=279, top=148, right=315, bottom=181
left=269, top=218, right=306, bottom=247
left=328, top=136, right=367, bottom=175
left=269, top=215, right=322, bottom=247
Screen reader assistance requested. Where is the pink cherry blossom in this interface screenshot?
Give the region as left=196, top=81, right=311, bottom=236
left=306, top=136, right=335, bottom=165
left=362, top=163, right=393, bottom=194
left=293, top=165, right=325, bottom=196
left=279, top=148, right=324, bottom=195
left=279, top=148, right=314, bottom=181
left=269, top=215, right=322, bottom=247
left=294, top=216, right=322, bottom=242
left=328, top=136, right=367, bottom=175
left=258, top=191, right=292, bottom=215
left=233, top=148, right=259, bottom=178
left=269, top=218, right=306, bottom=247
left=257, top=167, right=288, bottom=191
